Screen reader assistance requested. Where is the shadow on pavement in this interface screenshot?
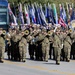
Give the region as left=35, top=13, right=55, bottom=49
left=43, top=63, right=56, bottom=65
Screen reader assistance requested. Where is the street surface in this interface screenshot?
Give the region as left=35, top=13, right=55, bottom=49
left=0, top=52, right=75, bottom=75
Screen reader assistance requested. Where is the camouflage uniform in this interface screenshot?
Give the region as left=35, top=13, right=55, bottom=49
left=53, top=30, right=62, bottom=65
left=36, top=28, right=47, bottom=61
left=6, top=32, right=11, bottom=60
left=29, top=28, right=36, bottom=60
left=11, top=29, right=16, bottom=60
left=6, top=28, right=12, bottom=60
left=11, top=29, right=20, bottom=60
left=19, top=33, right=27, bottom=62
left=26, top=27, right=37, bottom=60
left=0, top=28, right=5, bottom=63
left=71, top=29, right=75, bottom=59
left=48, top=30, right=54, bottom=59
left=58, top=30, right=64, bottom=61
left=63, top=31, right=72, bottom=62
left=42, top=35, right=50, bottom=62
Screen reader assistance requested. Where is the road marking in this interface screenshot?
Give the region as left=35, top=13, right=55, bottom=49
left=4, top=60, right=75, bottom=75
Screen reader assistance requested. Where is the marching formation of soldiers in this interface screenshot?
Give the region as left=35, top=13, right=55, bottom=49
left=0, top=23, right=75, bottom=65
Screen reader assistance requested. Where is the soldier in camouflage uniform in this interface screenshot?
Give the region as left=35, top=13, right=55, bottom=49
left=34, top=25, right=41, bottom=60
left=48, top=29, right=54, bottom=60
left=0, top=28, right=5, bottom=63
left=53, top=28, right=62, bottom=65
left=11, top=29, right=20, bottom=61
left=42, top=29, right=50, bottom=62
left=36, top=28, right=47, bottom=61
left=6, top=28, right=12, bottom=60
left=11, top=29, right=16, bottom=60
left=27, top=25, right=41, bottom=60
left=63, top=30, right=72, bottom=62
left=19, top=30, right=27, bottom=62
left=59, top=29, right=64, bottom=61
left=28, top=27, right=35, bottom=60
left=71, top=28, right=75, bottom=59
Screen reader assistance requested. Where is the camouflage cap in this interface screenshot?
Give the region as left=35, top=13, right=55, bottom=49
left=21, top=30, right=25, bottom=35
left=42, top=27, right=47, bottom=32
left=48, top=23, right=52, bottom=27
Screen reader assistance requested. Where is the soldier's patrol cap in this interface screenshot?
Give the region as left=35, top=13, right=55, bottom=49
left=32, top=24, right=37, bottom=27
left=63, top=29, right=66, bottom=32
left=42, top=27, right=47, bottom=32
left=36, top=24, right=40, bottom=28
left=48, top=23, right=52, bottom=27
left=56, top=27, right=60, bottom=31
left=21, top=30, right=25, bottom=34
left=60, top=29, right=64, bottom=32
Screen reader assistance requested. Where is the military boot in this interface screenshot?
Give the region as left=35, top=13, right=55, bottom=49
left=23, top=59, right=26, bottom=62
left=0, top=59, right=4, bottom=63
left=56, top=61, right=60, bottom=65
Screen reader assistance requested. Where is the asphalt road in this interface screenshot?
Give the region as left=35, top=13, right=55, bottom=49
left=0, top=52, right=75, bottom=75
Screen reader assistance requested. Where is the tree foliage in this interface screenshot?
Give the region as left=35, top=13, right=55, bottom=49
left=8, top=0, right=74, bottom=4
left=8, top=0, right=75, bottom=14
left=8, top=0, right=75, bottom=9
